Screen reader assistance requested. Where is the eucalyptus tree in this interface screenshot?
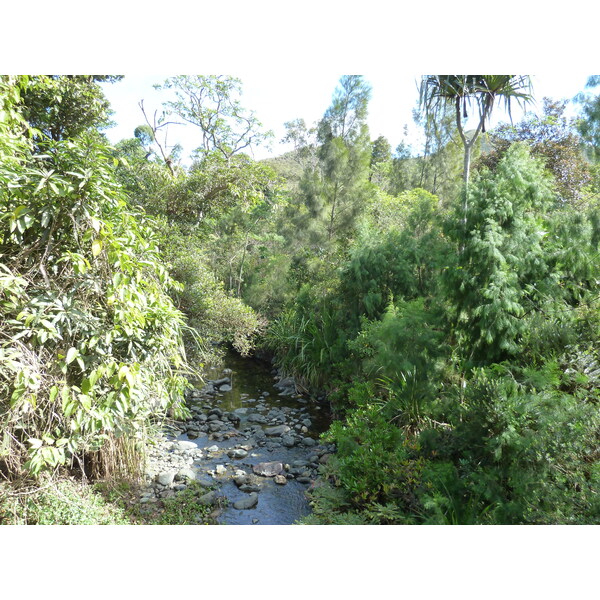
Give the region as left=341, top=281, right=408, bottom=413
left=155, top=75, right=272, bottom=161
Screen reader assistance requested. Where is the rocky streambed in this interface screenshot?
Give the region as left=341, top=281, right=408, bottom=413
left=136, top=352, right=334, bottom=525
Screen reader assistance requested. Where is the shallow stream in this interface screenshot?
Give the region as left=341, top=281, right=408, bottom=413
left=172, top=350, right=332, bottom=525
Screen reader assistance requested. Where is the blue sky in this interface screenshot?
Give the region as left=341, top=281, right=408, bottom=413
left=100, top=73, right=593, bottom=164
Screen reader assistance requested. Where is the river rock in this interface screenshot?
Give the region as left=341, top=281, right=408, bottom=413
left=227, top=448, right=248, bottom=459
left=219, top=384, right=232, bottom=392
left=196, top=476, right=214, bottom=488
left=234, top=474, right=249, bottom=487
left=197, top=491, right=219, bottom=506
left=248, top=414, right=267, bottom=424
left=173, top=440, right=198, bottom=452
left=275, top=377, right=295, bottom=389
left=274, top=475, right=287, bottom=485
left=239, top=483, right=261, bottom=493
left=253, top=461, right=284, bottom=477
left=175, top=468, right=196, bottom=481
left=264, top=424, right=290, bottom=436
left=301, top=437, right=316, bottom=447
left=156, top=472, right=176, bottom=487
left=215, top=464, right=227, bottom=475
left=281, top=435, right=296, bottom=448
left=233, top=493, right=258, bottom=510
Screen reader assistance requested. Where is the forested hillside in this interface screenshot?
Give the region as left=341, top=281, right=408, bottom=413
left=1, top=74, right=599, bottom=525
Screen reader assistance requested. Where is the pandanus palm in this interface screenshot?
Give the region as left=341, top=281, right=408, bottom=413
left=419, top=75, right=533, bottom=188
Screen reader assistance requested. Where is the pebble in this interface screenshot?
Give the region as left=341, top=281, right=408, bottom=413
left=134, top=365, right=334, bottom=524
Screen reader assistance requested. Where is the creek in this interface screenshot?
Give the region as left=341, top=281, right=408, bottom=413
left=142, top=349, right=334, bottom=525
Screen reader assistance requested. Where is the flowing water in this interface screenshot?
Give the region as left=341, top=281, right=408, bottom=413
left=175, top=349, right=332, bottom=525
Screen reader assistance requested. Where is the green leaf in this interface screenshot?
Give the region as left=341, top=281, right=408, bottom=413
left=92, top=239, right=103, bottom=257
left=79, top=394, right=92, bottom=410
left=65, top=347, right=79, bottom=365
left=49, top=385, right=58, bottom=403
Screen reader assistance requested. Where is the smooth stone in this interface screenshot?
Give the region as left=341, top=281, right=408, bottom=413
left=275, top=377, right=295, bottom=389
left=302, top=437, right=316, bottom=447
left=206, top=445, right=220, bottom=453
left=219, top=384, right=232, bottom=392
left=233, top=493, right=258, bottom=510
left=197, top=491, right=219, bottom=506
left=227, top=448, right=248, bottom=459
left=176, top=468, right=196, bottom=481
left=174, top=441, right=197, bottom=451
left=274, top=475, right=287, bottom=485
left=156, top=472, right=176, bottom=486
left=264, top=425, right=290, bottom=436
left=196, top=478, right=214, bottom=488
left=215, top=464, right=227, bottom=475
left=239, top=483, right=261, bottom=493
left=234, top=475, right=249, bottom=487
left=252, top=461, right=284, bottom=477
left=248, top=414, right=267, bottom=424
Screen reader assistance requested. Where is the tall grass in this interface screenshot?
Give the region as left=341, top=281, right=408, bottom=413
left=264, top=307, right=345, bottom=391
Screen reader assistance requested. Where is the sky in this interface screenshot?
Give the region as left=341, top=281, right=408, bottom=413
left=100, top=72, right=595, bottom=165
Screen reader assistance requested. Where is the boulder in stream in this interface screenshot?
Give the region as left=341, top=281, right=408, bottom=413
left=252, top=461, right=284, bottom=477
left=264, top=424, right=290, bottom=436
left=233, top=492, right=258, bottom=510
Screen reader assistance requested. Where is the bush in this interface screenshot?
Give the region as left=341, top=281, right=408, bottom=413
left=0, top=77, right=191, bottom=477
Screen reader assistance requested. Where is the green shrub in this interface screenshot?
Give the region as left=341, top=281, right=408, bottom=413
left=0, top=477, right=132, bottom=525
left=0, top=77, right=191, bottom=477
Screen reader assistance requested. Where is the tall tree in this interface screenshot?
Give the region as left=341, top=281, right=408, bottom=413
left=155, top=75, right=272, bottom=161
left=19, top=75, right=121, bottom=144
left=419, top=75, right=533, bottom=188
left=575, top=75, right=600, bottom=162
left=301, top=75, right=373, bottom=244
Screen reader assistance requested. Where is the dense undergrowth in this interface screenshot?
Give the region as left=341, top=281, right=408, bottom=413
left=0, top=477, right=216, bottom=525
left=3, top=73, right=600, bottom=526
left=272, top=144, right=600, bottom=524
